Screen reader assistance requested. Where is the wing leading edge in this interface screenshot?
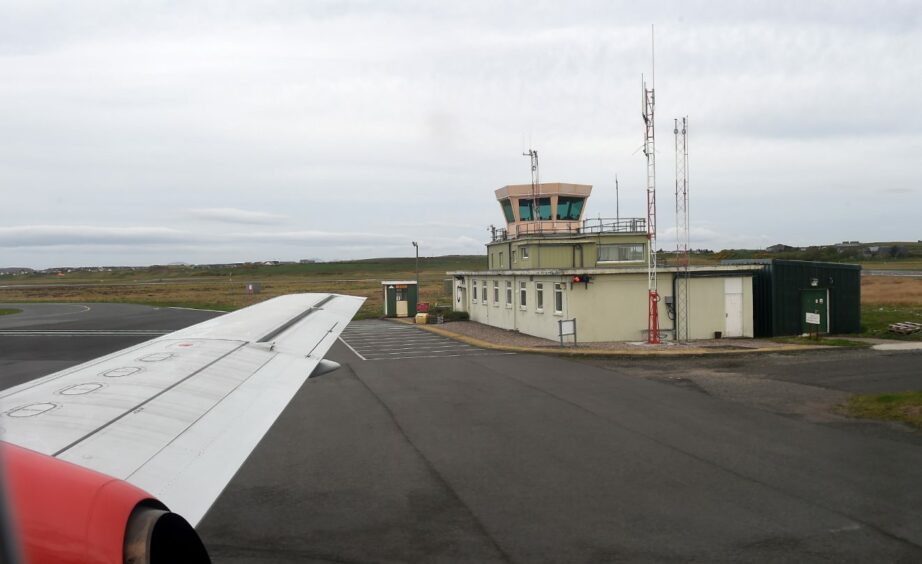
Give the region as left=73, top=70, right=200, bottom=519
left=0, top=292, right=364, bottom=526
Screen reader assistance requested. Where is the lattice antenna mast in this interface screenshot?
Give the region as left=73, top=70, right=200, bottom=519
left=523, top=149, right=540, bottom=220
left=674, top=117, right=690, bottom=342
left=642, top=27, right=660, bottom=345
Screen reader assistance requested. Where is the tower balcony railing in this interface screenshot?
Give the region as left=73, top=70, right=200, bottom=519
left=490, top=217, right=646, bottom=242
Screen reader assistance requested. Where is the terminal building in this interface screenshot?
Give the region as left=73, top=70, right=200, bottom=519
left=449, top=183, right=860, bottom=342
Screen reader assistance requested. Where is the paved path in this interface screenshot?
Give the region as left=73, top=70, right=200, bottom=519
left=339, top=319, right=513, bottom=361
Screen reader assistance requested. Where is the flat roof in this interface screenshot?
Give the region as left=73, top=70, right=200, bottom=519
left=381, top=280, right=417, bottom=285
left=448, top=265, right=765, bottom=276
left=495, top=183, right=592, bottom=200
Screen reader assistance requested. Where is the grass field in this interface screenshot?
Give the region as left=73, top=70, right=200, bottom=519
left=0, top=256, right=486, bottom=319
left=841, top=392, right=922, bottom=431
left=859, top=275, right=922, bottom=340
left=0, top=308, right=21, bottom=316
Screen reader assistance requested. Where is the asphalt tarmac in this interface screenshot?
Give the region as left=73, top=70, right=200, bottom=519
left=2, top=305, right=921, bottom=563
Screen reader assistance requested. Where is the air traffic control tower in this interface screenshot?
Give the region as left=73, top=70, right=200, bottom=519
left=487, top=182, right=649, bottom=270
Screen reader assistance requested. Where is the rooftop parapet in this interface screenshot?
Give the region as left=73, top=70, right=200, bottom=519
left=490, top=217, right=647, bottom=242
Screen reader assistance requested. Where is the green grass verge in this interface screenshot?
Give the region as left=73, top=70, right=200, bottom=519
left=842, top=392, right=922, bottom=430
left=0, top=308, right=22, bottom=316
left=861, top=304, right=922, bottom=340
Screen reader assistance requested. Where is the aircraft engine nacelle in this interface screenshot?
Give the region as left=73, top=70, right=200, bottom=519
left=2, top=442, right=210, bottom=563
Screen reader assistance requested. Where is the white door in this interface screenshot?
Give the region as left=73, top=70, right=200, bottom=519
left=724, top=278, right=743, bottom=337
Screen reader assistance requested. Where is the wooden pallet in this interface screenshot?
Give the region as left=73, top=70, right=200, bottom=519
left=888, top=322, right=922, bottom=335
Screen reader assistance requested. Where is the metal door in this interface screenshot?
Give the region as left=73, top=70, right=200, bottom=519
left=724, top=278, right=743, bottom=337
left=800, top=289, right=829, bottom=334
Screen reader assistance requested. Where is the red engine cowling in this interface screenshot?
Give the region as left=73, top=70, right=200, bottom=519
left=2, top=442, right=210, bottom=563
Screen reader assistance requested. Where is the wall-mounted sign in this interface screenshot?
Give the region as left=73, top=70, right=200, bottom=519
left=805, top=312, right=821, bottom=325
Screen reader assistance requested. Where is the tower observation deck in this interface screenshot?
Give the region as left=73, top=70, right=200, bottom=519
left=491, top=183, right=645, bottom=242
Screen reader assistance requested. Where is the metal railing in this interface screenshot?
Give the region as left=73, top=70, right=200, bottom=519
left=490, top=217, right=646, bottom=242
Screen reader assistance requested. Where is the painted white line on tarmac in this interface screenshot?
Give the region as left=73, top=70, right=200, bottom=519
left=365, top=352, right=516, bottom=361
left=0, top=330, right=171, bottom=336
left=169, top=306, right=228, bottom=313
left=338, top=336, right=367, bottom=361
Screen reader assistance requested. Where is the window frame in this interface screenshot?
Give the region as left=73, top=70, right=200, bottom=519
left=505, top=280, right=513, bottom=308
left=597, top=243, right=645, bottom=263
left=535, top=282, right=544, bottom=312
left=554, top=282, right=564, bottom=315
left=521, top=246, right=529, bottom=260
left=472, top=280, right=478, bottom=302
left=519, top=281, right=527, bottom=309
left=481, top=279, right=487, bottom=304
left=493, top=280, right=499, bottom=305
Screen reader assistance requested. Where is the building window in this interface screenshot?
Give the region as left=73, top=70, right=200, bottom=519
left=554, top=283, right=564, bottom=314
left=512, top=250, right=516, bottom=263
left=518, top=198, right=552, bottom=221
left=499, top=251, right=504, bottom=268
left=472, top=280, right=478, bottom=302
left=598, top=243, right=645, bottom=262
left=481, top=280, right=487, bottom=304
left=521, top=246, right=529, bottom=259
left=493, top=280, right=499, bottom=304
left=536, top=282, right=544, bottom=311
left=505, top=281, right=512, bottom=306
left=556, top=197, right=585, bottom=220
left=519, top=281, right=527, bottom=308
left=500, top=199, right=515, bottom=223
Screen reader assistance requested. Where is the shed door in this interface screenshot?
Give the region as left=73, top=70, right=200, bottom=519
left=724, top=278, right=744, bottom=337
left=800, top=289, right=829, bottom=334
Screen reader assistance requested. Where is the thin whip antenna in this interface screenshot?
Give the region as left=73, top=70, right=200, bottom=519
left=651, top=24, right=655, bottom=90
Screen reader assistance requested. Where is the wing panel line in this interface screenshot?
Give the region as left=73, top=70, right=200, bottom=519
left=51, top=341, right=250, bottom=457
left=124, top=350, right=279, bottom=481
left=305, top=322, right=340, bottom=358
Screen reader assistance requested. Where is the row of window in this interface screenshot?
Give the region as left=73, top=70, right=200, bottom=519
left=470, top=279, right=564, bottom=314
left=498, top=197, right=585, bottom=222
left=492, top=243, right=643, bottom=269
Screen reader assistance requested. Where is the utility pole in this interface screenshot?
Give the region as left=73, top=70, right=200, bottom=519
left=615, top=174, right=620, bottom=223
left=412, top=241, right=419, bottom=288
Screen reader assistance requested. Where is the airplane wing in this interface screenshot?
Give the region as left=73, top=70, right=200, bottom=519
left=0, top=292, right=364, bottom=528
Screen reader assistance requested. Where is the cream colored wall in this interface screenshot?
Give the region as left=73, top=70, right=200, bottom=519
left=466, top=277, right=518, bottom=331
left=567, top=274, right=660, bottom=341
left=513, top=276, right=574, bottom=341
left=460, top=272, right=754, bottom=342
left=683, top=276, right=754, bottom=339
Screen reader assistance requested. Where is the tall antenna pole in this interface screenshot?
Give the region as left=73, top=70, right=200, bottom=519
left=523, top=149, right=540, bottom=224
left=615, top=174, right=620, bottom=222
left=674, top=117, right=690, bottom=342
left=643, top=26, right=660, bottom=345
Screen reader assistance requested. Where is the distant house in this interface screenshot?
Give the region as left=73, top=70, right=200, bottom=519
left=766, top=244, right=795, bottom=253
left=0, top=268, right=33, bottom=276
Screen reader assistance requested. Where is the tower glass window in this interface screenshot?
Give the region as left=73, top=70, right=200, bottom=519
left=556, top=197, right=585, bottom=220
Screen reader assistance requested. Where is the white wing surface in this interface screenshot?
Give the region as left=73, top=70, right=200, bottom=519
left=0, top=293, right=364, bottom=526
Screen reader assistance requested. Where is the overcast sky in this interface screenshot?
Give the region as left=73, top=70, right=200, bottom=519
left=1, top=1, right=919, bottom=268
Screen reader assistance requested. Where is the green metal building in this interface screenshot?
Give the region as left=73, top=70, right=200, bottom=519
left=724, top=260, right=861, bottom=337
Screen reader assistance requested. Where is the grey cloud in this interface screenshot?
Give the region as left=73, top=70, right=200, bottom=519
left=0, top=226, right=190, bottom=248
left=187, top=208, right=288, bottom=225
